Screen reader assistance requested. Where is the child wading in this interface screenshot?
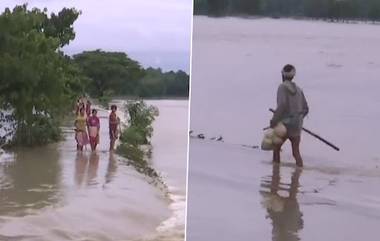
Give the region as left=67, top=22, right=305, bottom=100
left=109, top=105, right=120, bottom=151
left=87, top=109, right=100, bottom=151
left=75, top=107, right=89, bottom=151
left=270, top=64, right=309, bottom=167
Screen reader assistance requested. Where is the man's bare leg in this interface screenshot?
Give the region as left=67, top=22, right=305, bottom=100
left=289, top=136, right=303, bottom=167
left=273, top=136, right=287, bottom=164
left=110, top=139, right=115, bottom=151
left=272, top=142, right=283, bottom=164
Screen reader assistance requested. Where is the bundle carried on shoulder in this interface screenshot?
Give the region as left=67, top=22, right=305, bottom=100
left=261, top=122, right=287, bottom=151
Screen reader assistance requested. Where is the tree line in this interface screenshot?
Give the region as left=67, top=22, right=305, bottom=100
left=194, top=0, right=380, bottom=21
left=73, top=50, right=189, bottom=101
left=0, top=5, right=189, bottom=147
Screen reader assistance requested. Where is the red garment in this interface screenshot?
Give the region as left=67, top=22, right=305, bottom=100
left=88, top=115, right=100, bottom=146
left=87, top=116, right=100, bottom=128
left=109, top=112, right=118, bottom=140
left=89, top=135, right=99, bottom=146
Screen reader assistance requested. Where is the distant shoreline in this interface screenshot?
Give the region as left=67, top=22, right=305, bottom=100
left=111, top=96, right=189, bottom=101
left=194, top=14, right=380, bottom=25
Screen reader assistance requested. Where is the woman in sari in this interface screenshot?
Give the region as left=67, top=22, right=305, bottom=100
left=87, top=109, right=100, bottom=151
left=75, top=108, right=89, bottom=151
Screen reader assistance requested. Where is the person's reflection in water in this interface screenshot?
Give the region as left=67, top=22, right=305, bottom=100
left=105, top=152, right=118, bottom=185
left=87, top=152, right=99, bottom=186
left=260, top=164, right=303, bottom=241
left=75, top=152, right=88, bottom=187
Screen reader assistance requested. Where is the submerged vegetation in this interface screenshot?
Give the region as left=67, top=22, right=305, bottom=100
left=116, top=100, right=165, bottom=188
left=117, top=100, right=158, bottom=161
left=194, top=0, right=380, bottom=21
left=0, top=4, right=189, bottom=147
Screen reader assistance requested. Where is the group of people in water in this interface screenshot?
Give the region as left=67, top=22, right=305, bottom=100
left=74, top=96, right=120, bottom=152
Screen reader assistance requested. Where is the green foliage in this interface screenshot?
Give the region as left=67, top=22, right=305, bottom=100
left=117, top=142, right=145, bottom=163
left=14, top=114, right=62, bottom=146
left=74, top=51, right=190, bottom=101
left=119, top=126, right=146, bottom=146
left=0, top=5, right=83, bottom=146
left=194, top=0, right=380, bottom=21
left=208, top=0, right=229, bottom=16
left=97, top=89, right=114, bottom=107
left=116, top=101, right=165, bottom=189
left=137, top=68, right=189, bottom=98
left=42, top=7, right=81, bottom=47
left=121, top=100, right=159, bottom=146
left=73, top=50, right=145, bottom=98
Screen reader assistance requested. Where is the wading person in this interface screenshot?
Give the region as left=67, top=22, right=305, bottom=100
left=87, top=109, right=100, bottom=151
left=75, top=107, right=89, bottom=151
left=270, top=64, right=309, bottom=167
left=85, top=100, right=92, bottom=117
left=75, top=97, right=84, bottom=115
left=109, top=105, right=120, bottom=151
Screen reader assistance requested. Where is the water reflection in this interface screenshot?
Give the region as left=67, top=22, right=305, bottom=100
left=74, top=152, right=88, bottom=187
left=105, top=152, right=118, bottom=184
left=260, top=165, right=303, bottom=241
left=87, top=152, right=99, bottom=186
left=74, top=152, right=100, bottom=187
left=0, top=146, right=62, bottom=216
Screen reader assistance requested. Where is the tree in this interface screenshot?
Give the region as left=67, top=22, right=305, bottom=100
left=165, top=70, right=190, bottom=96
left=368, top=0, right=380, bottom=21
left=194, top=0, right=209, bottom=15
left=42, top=7, right=81, bottom=47
left=136, top=68, right=189, bottom=97
left=0, top=5, right=83, bottom=146
left=208, top=0, right=229, bottom=16
left=73, top=50, right=145, bottom=98
left=230, top=0, right=262, bottom=15
left=193, top=0, right=380, bottom=20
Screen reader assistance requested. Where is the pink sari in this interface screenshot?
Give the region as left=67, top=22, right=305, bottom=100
left=76, top=131, right=89, bottom=146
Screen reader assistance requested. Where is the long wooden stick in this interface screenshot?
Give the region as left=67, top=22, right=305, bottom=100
left=268, top=108, right=340, bottom=151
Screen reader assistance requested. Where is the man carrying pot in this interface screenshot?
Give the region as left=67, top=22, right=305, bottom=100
left=270, top=64, right=309, bottom=167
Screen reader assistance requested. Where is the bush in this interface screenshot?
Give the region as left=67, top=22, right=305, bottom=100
left=14, top=114, right=61, bottom=146
left=119, top=126, right=146, bottom=146
left=122, top=100, right=159, bottom=145
left=116, top=100, right=165, bottom=188
left=116, top=143, right=145, bottom=163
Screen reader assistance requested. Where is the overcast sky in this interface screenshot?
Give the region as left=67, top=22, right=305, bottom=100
left=0, top=0, right=192, bottom=72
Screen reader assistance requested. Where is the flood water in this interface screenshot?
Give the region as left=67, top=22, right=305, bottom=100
left=187, top=16, right=380, bottom=241
left=0, top=100, right=188, bottom=241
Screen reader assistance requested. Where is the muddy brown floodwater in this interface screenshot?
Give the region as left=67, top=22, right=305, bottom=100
left=0, top=99, right=188, bottom=241
left=187, top=16, right=380, bottom=241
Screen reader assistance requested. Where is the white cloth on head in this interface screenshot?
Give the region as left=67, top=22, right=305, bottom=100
left=282, top=68, right=296, bottom=79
